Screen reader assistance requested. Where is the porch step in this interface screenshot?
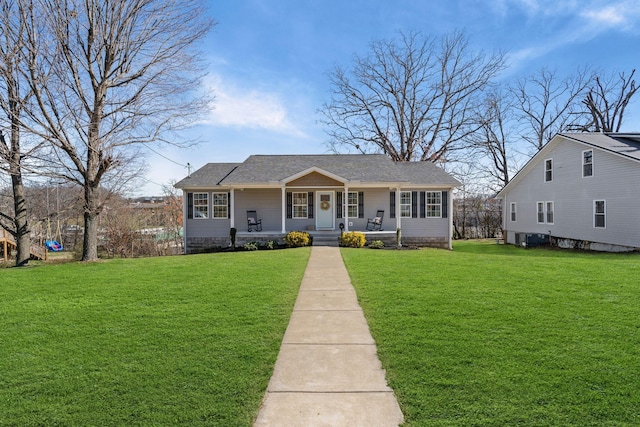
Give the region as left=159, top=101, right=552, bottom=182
left=312, top=234, right=340, bottom=247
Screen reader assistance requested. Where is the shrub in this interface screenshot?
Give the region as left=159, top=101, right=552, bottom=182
left=341, top=231, right=366, bottom=248
left=368, top=240, right=385, bottom=249
left=264, top=240, right=277, bottom=250
left=243, top=242, right=258, bottom=251
left=285, top=231, right=311, bottom=247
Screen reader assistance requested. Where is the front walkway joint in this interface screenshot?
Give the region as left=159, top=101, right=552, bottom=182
left=254, top=246, right=404, bottom=427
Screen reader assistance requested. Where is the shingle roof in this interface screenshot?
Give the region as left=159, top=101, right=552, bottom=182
left=561, top=133, right=640, bottom=162
left=174, top=163, right=241, bottom=188
left=174, top=154, right=459, bottom=188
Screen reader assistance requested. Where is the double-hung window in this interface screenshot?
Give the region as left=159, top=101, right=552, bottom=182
left=594, top=200, right=606, bottom=228
left=544, top=159, right=553, bottom=182
left=537, top=201, right=554, bottom=224
left=347, top=192, right=359, bottom=218
left=212, top=192, right=228, bottom=219
left=292, top=192, right=308, bottom=219
left=426, top=191, right=441, bottom=217
left=510, top=202, right=516, bottom=222
left=400, top=191, right=412, bottom=218
left=193, top=192, right=208, bottom=219
left=537, top=202, right=545, bottom=223
left=546, top=201, right=554, bottom=224
left=583, top=150, right=593, bottom=177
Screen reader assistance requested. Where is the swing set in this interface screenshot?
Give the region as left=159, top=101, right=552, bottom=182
left=44, top=218, right=64, bottom=252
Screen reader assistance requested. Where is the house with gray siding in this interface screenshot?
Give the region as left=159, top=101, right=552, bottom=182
left=174, top=154, right=460, bottom=252
left=496, top=133, right=640, bottom=252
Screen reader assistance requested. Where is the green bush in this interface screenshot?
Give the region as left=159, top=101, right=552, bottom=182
left=341, top=231, right=366, bottom=248
left=368, top=240, right=385, bottom=249
left=285, top=231, right=311, bottom=247
left=243, top=242, right=258, bottom=251
left=264, top=240, right=277, bottom=250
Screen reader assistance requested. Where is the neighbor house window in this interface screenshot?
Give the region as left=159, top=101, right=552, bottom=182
left=545, top=159, right=553, bottom=182
left=583, top=150, right=593, bottom=177
left=347, top=192, right=359, bottom=218
left=426, top=191, right=441, bottom=217
left=594, top=200, right=606, bottom=228
left=400, top=191, right=412, bottom=218
left=212, top=192, right=228, bottom=219
left=537, top=202, right=545, bottom=223
left=546, top=201, right=554, bottom=224
left=292, top=192, right=308, bottom=218
left=193, top=192, right=208, bottom=219
left=510, top=202, right=516, bottom=222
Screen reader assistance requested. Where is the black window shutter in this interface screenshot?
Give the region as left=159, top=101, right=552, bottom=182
left=286, top=192, right=292, bottom=219
left=420, top=191, right=426, bottom=218
left=187, top=192, right=193, bottom=219
left=337, top=191, right=343, bottom=218
left=358, top=192, right=364, bottom=218
left=412, top=191, right=418, bottom=218
left=227, top=192, right=231, bottom=218
left=390, top=191, right=396, bottom=219
left=442, top=191, right=448, bottom=218
left=308, top=192, right=314, bottom=219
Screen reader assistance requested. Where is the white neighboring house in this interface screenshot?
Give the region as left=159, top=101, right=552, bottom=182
left=496, top=133, right=640, bottom=252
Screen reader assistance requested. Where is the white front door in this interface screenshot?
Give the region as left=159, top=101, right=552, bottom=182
left=316, top=192, right=334, bottom=230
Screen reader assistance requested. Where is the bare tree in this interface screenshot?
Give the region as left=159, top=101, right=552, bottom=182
left=471, top=91, right=515, bottom=190
left=21, top=0, right=214, bottom=261
left=0, top=0, right=42, bottom=266
left=511, top=67, right=592, bottom=152
left=578, top=69, right=638, bottom=132
left=321, top=30, right=505, bottom=162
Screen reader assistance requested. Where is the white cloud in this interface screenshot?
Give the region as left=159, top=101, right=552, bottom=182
left=201, top=75, right=307, bottom=138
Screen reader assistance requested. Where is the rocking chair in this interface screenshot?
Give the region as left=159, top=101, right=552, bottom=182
left=366, top=210, right=384, bottom=231
left=247, top=210, right=262, bottom=232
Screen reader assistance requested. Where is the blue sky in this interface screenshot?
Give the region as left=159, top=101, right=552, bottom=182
left=140, top=0, right=640, bottom=195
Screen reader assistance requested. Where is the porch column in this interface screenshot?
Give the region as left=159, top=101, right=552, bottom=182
left=343, top=186, right=349, bottom=232
left=229, top=189, right=235, bottom=229
left=448, top=187, right=454, bottom=250
left=181, top=191, right=188, bottom=254
left=281, top=186, right=286, bottom=233
left=396, top=187, right=401, bottom=231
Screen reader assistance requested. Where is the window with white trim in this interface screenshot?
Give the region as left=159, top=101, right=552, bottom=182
left=510, top=202, right=516, bottom=222
left=544, top=159, right=553, bottom=182
left=426, top=191, right=441, bottom=217
left=400, top=191, right=412, bottom=218
left=193, top=192, right=208, bottom=219
left=546, top=201, right=554, bottom=224
left=347, top=192, right=359, bottom=218
left=292, top=192, right=308, bottom=219
left=537, top=202, right=545, bottom=223
left=212, top=192, right=228, bottom=219
left=583, top=150, right=593, bottom=177
left=594, top=200, right=606, bottom=228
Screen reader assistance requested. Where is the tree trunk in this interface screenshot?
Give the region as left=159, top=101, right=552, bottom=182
left=82, top=184, right=100, bottom=261
left=11, top=173, right=30, bottom=266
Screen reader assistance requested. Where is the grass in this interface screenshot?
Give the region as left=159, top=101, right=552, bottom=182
left=341, top=241, right=640, bottom=426
left=0, top=249, right=310, bottom=426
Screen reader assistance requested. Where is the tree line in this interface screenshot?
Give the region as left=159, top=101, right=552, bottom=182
left=320, top=30, right=637, bottom=239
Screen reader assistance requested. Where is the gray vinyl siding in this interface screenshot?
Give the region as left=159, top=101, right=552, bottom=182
left=184, top=191, right=230, bottom=239
left=503, top=140, right=640, bottom=248
left=346, top=188, right=390, bottom=230
left=234, top=189, right=282, bottom=232
left=399, top=188, right=450, bottom=238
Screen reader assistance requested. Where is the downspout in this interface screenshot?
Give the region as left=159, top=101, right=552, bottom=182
left=182, top=190, right=188, bottom=254
left=230, top=189, right=235, bottom=229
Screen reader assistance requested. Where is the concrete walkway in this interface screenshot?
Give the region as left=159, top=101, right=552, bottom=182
left=254, top=246, right=404, bottom=426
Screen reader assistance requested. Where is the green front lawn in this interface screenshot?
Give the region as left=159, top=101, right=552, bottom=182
left=0, top=249, right=310, bottom=426
left=341, top=241, right=640, bottom=426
